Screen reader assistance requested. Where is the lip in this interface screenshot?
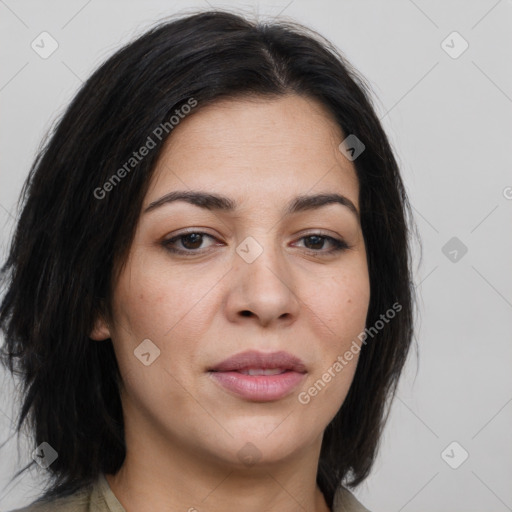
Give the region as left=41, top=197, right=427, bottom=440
left=208, top=350, right=307, bottom=402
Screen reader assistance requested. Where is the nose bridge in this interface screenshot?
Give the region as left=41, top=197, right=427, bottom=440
left=230, top=231, right=299, bottom=322
left=236, top=232, right=287, bottom=291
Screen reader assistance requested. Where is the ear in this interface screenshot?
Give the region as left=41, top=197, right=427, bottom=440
left=90, top=311, right=112, bottom=341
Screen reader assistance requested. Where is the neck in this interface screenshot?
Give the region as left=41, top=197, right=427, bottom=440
left=106, top=417, right=331, bottom=512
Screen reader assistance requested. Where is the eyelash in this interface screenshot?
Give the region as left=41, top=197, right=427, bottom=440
left=162, top=231, right=350, bottom=257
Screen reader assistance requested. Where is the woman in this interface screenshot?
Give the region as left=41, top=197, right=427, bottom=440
left=0, top=9, right=415, bottom=512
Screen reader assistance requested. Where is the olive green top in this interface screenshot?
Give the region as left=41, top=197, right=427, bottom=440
left=9, top=473, right=371, bottom=512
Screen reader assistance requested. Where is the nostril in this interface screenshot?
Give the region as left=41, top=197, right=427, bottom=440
left=240, top=310, right=252, bottom=317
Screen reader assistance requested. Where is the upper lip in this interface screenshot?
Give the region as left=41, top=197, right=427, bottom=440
left=209, top=350, right=307, bottom=373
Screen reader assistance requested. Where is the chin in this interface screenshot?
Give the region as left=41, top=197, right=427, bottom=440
left=220, top=422, right=320, bottom=465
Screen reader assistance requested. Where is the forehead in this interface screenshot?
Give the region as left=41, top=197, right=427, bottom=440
left=145, top=94, right=360, bottom=210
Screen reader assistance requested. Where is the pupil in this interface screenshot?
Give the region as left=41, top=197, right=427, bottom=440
left=183, top=233, right=202, bottom=249
left=306, top=235, right=323, bottom=250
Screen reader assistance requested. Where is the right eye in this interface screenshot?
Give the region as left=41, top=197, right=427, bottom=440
left=162, top=231, right=221, bottom=255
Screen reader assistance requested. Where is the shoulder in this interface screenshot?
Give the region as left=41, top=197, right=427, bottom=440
left=7, top=490, right=91, bottom=512
left=6, top=474, right=122, bottom=512
left=333, top=485, right=372, bottom=512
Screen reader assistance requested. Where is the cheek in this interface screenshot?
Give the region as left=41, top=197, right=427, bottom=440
left=112, top=249, right=208, bottom=336
left=297, top=262, right=369, bottom=415
left=308, top=260, right=370, bottom=344
left=109, top=252, right=224, bottom=377
left=108, top=260, right=209, bottom=421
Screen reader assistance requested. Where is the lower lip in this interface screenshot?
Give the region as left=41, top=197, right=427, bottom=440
left=209, top=370, right=306, bottom=402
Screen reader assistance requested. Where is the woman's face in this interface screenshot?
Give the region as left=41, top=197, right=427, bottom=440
left=92, top=94, right=370, bottom=469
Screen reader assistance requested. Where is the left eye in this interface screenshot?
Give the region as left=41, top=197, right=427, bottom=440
left=162, top=232, right=348, bottom=256
left=294, top=234, right=348, bottom=253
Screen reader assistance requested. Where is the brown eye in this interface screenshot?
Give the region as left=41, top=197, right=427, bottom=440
left=180, top=233, right=204, bottom=250
left=303, top=235, right=325, bottom=250
left=294, top=234, right=349, bottom=255
left=163, top=232, right=219, bottom=255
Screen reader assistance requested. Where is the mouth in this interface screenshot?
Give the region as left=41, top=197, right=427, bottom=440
left=208, top=350, right=307, bottom=402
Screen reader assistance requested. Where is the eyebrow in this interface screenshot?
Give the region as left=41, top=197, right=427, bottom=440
left=144, top=190, right=359, bottom=218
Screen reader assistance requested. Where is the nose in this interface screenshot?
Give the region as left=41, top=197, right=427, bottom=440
left=224, top=236, right=301, bottom=328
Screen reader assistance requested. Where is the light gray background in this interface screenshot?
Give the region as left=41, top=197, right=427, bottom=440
left=1, top=1, right=511, bottom=511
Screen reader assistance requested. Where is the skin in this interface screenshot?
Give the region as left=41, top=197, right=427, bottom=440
left=91, top=94, right=370, bottom=512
